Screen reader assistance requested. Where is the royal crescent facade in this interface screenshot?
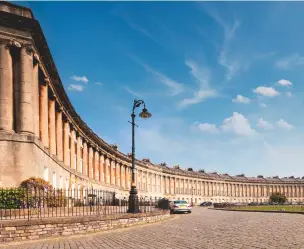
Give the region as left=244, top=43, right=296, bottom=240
left=0, top=2, right=304, bottom=204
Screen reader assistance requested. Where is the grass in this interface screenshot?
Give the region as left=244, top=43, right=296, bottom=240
left=230, top=205, right=304, bottom=213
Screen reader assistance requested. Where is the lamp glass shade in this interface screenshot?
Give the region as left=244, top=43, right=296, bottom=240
left=139, top=108, right=152, bottom=119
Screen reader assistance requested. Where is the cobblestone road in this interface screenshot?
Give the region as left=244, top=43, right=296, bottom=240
left=2, top=208, right=304, bottom=249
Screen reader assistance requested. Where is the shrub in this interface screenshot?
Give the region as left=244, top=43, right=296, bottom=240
left=0, top=188, right=26, bottom=209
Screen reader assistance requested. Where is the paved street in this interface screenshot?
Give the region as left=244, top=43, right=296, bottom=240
left=2, top=208, right=304, bottom=249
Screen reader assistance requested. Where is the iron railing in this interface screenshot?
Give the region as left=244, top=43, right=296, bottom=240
left=0, top=188, right=163, bottom=220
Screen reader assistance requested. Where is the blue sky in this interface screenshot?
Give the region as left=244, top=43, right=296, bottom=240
left=18, top=1, right=304, bottom=177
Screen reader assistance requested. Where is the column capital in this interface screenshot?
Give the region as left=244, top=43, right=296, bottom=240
left=0, top=38, right=21, bottom=47
left=22, top=42, right=34, bottom=53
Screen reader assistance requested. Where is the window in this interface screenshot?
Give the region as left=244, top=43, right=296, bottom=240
left=174, top=200, right=187, bottom=204
left=52, top=171, right=56, bottom=189
left=71, top=183, right=75, bottom=198
left=59, top=176, right=63, bottom=189
left=44, top=166, right=48, bottom=181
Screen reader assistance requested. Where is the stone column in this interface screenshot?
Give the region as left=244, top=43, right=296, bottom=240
left=39, top=79, right=48, bottom=146
left=32, top=57, right=39, bottom=137
left=125, top=166, right=128, bottom=188
left=95, top=151, right=99, bottom=181
left=19, top=46, right=34, bottom=134
left=110, top=160, right=115, bottom=185
left=0, top=42, right=13, bottom=133
left=99, top=154, right=104, bottom=182
left=0, top=41, right=14, bottom=133
left=105, top=157, right=109, bottom=184
left=116, top=162, right=120, bottom=187
left=83, top=141, right=88, bottom=176
left=55, top=108, right=63, bottom=161
left=70, top=129, right=76, bottom=169
left=120, top=164, right=124, bottom=188
left=48, top=97, right=56, bottom=155
left=63, top=120, right=70, bottom=166
left=88, top=146, right=93, bottom=178
left=76, top=136, right=81, bottom=173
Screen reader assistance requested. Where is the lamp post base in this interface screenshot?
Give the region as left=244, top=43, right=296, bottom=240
left=127, top=186, right=141, bottom=213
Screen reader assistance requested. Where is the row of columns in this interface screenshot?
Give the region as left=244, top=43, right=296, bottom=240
left=1, top=39, right=304, bottom=199
left=135, top=172, right=304, bottom=198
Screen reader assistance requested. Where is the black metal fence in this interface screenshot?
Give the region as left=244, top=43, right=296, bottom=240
left=0, top=188, right=164, bottom=221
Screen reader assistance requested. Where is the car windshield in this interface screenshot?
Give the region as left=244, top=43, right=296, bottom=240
left=174, top=200, right=187, bottom=204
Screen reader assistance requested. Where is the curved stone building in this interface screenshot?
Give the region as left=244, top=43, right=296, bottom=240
left=0, top=2, right=304, bottom=204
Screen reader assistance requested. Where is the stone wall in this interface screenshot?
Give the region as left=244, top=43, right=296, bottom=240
left=0, top=212, right=170, bottom=242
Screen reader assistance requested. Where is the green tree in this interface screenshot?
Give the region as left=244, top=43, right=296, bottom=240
left=269, top=192, right=287, bottom=204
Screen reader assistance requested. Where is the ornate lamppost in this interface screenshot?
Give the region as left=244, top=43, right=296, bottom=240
left=127, top=99, right=152, bottom=213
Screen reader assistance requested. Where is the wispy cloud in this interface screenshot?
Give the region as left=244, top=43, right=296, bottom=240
left=68, top=84, right=84, bottom=92
left=203, top=8, right=241, bottom=81
left=179, top=89, right=217, bottom=109
left=112, top=11, right=159, bottom=45
left=129, top=54, right=184, bottom=96
left=260, top=103, right=268, bottom=108
left=286, top=92, right=292, bottom=97
left=95, top=82, right=103, bottom=86
left=124, top=86, right=143, bottom=98
left=178, top=60, right=218, bottom=109
left=257, top=118, right=274, bottom=130
left=275, top=54, right=304, bottom=70
left=70, top=75, right=89, bottom=83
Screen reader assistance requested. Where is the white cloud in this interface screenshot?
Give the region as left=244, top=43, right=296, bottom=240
left=70, top=75, right=89, bottom=83
left=260, top=103, right=267, bottom=108
left=196, top=123, right=219, bottom=134
left=275, top=54, right=304, bottom=70
left=276, top=119, right=293, bottom=130
left=257, top=118, right=273, bottom=130
left=95, top=82, right=103, bottom=86
left=124, top=86, right=143, bottom=98
left=178, top=89, right=217, bottom=109
left=253, top=86, right=279, bottom=97
left=232, top=95, right=251, bottom=104
left=285, top=92, right=292, bottom=97
left=68, top=84, right=84, bottom=92
left=221, top=112, right=257, bottom=136
left=277, top=79, right=292, bottom=87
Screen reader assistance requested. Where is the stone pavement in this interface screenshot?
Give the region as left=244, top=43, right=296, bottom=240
left=2, top=208, right=304, bottom=249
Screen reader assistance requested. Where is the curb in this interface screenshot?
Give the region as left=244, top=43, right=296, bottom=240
left=0, top=214, right=177, bottom=247
left=211, top=208, right=304, bottom=215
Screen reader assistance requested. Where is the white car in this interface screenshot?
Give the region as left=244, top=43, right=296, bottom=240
left=170, top=200, right=192, bottom=214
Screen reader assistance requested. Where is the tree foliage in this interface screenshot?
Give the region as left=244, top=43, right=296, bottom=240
left=269, top=192, right=287, bottom=204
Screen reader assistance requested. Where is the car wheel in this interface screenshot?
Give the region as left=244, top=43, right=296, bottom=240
left=188, top=211, right=192, bottom=213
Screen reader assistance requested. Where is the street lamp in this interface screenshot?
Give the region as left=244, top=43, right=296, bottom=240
left=127, top=99, right=152, bottom=213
